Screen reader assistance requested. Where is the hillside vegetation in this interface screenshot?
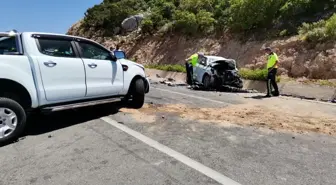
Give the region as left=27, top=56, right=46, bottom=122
left=80, top=0, right=336, bottom=39
left=68, top=0, right=336, bottom=80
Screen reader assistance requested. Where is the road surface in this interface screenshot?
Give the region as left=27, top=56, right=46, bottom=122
left=0, top=83, right=335, bottom=185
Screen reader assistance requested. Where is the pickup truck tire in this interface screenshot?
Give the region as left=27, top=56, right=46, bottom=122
left=0, top=98, right=27, bottom=145
left=129, top=78, right=145, bottom=109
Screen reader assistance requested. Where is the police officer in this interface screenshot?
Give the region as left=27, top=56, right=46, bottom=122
left=264, top=47, right=279, bottom=97
left=185, top=52, right=204, bottom=85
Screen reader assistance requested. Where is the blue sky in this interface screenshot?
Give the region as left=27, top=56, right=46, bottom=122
left=0, top=0, right=102, bottom=34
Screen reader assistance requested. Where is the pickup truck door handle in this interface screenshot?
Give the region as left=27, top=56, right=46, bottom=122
left=88, top=63, right=97, bottom=68
left=43, top=61, right=57, bottom=67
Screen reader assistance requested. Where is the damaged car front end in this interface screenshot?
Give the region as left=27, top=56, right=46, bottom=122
left=193, top=56, right=243, bottom=90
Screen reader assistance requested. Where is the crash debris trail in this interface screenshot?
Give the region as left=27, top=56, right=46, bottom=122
left=120, top=103, right=336, bottom=136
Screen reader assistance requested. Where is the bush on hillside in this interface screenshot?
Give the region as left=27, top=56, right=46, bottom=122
left=227, top=0, right=283, bottom=31
left=179, top=0, right=215, bottom=14
left=81, top=0, right=336, bottom=37
left=298, top=13, right=336, bottom=42
left=278, top=0, right=311, bottom=19
left=325, top=14, right=336, bottom=39
left=141, top=18, right=154, bottom=34
left=213, top=0, right=230, bottom=31
left=196, top=10, right=216, bottom=33
left=173, top=10, right=198, bottom=35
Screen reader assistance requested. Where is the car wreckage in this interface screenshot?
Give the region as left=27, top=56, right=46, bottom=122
left=191, top=55, right=243, bottom=90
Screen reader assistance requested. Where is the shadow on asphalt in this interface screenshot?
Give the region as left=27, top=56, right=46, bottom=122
left=24, top=103, right=122, bottom=136
left=244, top=95, right=270, bottom=99
left=0, top=103, right=124, bottom=148
left=189, top=86, right=252, bottom=93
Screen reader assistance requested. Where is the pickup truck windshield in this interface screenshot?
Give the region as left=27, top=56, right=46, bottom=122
left=0, top=36, right=17, bottom=54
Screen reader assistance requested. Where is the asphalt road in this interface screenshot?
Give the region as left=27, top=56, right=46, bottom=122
left=0, top=83, right=335, bottom=185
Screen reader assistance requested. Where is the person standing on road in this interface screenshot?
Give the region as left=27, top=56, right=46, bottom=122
left=264, top=47, right=280, bottom=97
left=115, top=44, right=120, bottom=51
left=185, top=52, right=204, bottom=85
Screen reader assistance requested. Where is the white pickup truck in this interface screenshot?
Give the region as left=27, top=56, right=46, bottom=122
left=0, top=30, right=150, bottom=144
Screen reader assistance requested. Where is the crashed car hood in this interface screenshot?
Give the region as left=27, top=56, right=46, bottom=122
left=211, top=59, right=235, bottom=64
left=210, top=60, right=238, bottom=70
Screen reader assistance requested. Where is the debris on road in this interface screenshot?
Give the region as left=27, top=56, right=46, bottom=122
left=120, top=103, right=336, bottom=136
left=167, top=77, right=175, bottom=82
left=190, top=84, right=258, bottom=93
left=159, top=79, right=187, bottom=87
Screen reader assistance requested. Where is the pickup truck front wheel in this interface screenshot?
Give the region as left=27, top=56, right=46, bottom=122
left=129, top=78, right=145, bottom=109
left=0, top=98, right=26, bottom=145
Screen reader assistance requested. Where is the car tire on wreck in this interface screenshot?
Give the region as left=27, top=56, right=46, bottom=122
left=234, top=78, right=244, bottom=89
left=202, top=74, right=211, bottom=90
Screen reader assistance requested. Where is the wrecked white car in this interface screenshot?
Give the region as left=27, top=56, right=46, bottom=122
left=193, top=55, right=243, bottom=89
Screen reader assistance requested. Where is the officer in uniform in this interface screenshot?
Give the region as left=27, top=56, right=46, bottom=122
left=185, top=52, right=204, bottom=85
left=264, top=47, right=280, bottom=97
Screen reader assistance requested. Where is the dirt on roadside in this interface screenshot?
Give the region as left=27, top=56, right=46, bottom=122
left=120, top=103, right=336, bottom=136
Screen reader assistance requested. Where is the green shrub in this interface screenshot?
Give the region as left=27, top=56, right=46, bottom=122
left=82, top=0, right=336, bottom=37
left=278, top=0, right=311, bottom=19
left=141, top=18, right=154, bottom=34
left=179, top=0, right=215, bottom=14
left=213, top=0, right=230, bottom=31
left=227, top=0, right=281, bottom=31
left=149, top=10, right=167, bottom=28
left=279, top=29, right=288, bottom=37
left=82, top=2, right=137, bottom=34
left=239, top=68, right=268, bottom=81
left=239, top=68, right=281, bottom=82
left=145, top=64, right=186, bottom=73
left=159, top=2, right=176, bottom=19
left=298, top=13, right=336, bottom=42
left=173, top=10, right=198, bottom=35
left=196, top=10, right=215, bottom=33
left=325, top=14, right=336, bottom=39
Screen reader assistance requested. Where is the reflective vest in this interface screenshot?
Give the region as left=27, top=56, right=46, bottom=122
left=189, top=53, right=198, bottom=67
left=267, top=52, right=278, bottom=69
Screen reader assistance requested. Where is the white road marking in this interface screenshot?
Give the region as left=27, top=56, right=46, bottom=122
left=153, top=87, right=227, bottom=104
left=101, top=117, right=241, bottom=185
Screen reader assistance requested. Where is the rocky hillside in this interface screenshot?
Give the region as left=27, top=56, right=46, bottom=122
left=67, top=0, right=336, bottom=79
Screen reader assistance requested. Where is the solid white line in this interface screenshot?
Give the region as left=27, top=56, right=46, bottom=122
left=153, top=87, right=227, bottom=104
left=101, top=117, right=241, bottom=185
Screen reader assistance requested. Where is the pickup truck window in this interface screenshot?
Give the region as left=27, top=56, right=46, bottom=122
left=0, top=36, right=17, bottom=54
left=78, top=42, right=111, bottom=60
left=37, top=38, right=75, bottom=58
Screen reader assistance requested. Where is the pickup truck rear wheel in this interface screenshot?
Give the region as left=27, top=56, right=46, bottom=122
left=129, top=78, right=145, bottom=109
left=0, top=98, right=26, bottom=145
